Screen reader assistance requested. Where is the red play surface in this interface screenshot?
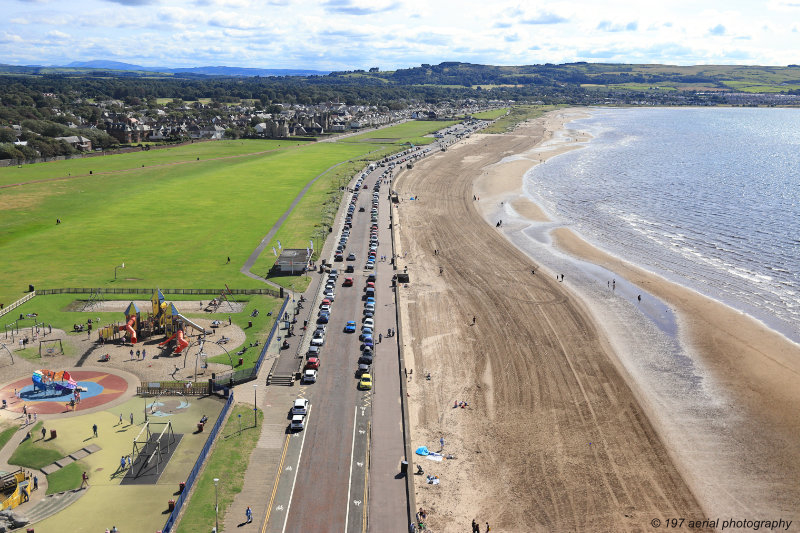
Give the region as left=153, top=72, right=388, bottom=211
left=0, top=371, right=129, bottom=414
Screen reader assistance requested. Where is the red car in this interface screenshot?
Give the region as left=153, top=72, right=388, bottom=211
left=305, top=357, right=320, bottom=370
left=343, top=277, right=354, bottom=287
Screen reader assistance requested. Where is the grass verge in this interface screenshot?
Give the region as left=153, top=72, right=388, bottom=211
left=8, top=422, right=63, bottom=469
left=0, top=424, right=18, bottom=454
left=46, top=460, right=85, bottom=494
left=482, top=105, right=561, bottom=134
left=175, top=405, right=263, bottom=533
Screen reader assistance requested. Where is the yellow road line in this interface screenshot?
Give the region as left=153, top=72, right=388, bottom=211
left=262, top=434, right=290, bottom=533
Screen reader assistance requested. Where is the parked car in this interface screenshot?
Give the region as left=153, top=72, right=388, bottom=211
left=290, top=414, right=305, bottom=431
left=362, top=318, right=374, bottom=328
left=302, top=369, right=318, bottom=383
left=358, top=354, right=374, bottom=366
left=292, top=398, right=309, bottom=415
left=305, top=357, right=320, bottom=370
left=357, top=363, right=370, bottom=377
left=359, top=374, right=373, bottom=390
left=347, top=253, right=356, bottom=261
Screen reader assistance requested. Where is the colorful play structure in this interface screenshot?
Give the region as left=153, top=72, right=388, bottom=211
left=96, top=290, right=206, bottom=355
left=32, top=369, right=78, bottom=395
left=1, top=469, right=31, bottom=511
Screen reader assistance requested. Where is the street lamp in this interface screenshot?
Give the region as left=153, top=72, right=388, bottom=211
left=114, top=262, right=125, bottom=280
left=213, top=478, right=219, bottom=533
left=253, top=384, right=258, bottom=428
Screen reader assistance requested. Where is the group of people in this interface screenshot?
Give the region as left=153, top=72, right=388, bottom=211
left=472, top=519, right=491, bottom=532
left=129, top=348, right=147, bottom=361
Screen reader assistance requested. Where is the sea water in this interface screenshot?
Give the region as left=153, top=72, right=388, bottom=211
left=523, top=107, right=800, bottom=344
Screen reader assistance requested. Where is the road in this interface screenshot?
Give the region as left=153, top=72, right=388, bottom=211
left=262, top=122, right=484, bottom=533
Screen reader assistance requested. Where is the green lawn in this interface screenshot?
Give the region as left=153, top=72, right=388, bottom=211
left=8, top=422, right=63, bottom=469
left=0, top=423, right=17, bottom=454
left=472, top=108, right=509, bottom=119
left=0, top=141, right=379, bottom=305
left=339, top=120, right=458, bottom=145
left=46, top=460, right=85, bottom=494
left=175, top=405, right=264, bottom=533
left=482, top=105, right=560, bottom=134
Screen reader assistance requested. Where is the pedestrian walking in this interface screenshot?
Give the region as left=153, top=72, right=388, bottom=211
left=22, top=404, right=27, bottom=416
left=226, top=256, right=231, bottom=264
left=142, top=349, right=146, bottom=361
left=92, top=423, right=98, bottom=437
left=136, top=349, right=140, bottom=360
left=379, top=333, right=382, bottom=343
left=80, top=471, right=89, bottom=489
left=486, top=521, right=491, bottom=532
left=33, top=412, right=37, bottom=422
left=120, top=456, right=126, bottom=470
left=472, top=316, right=476, bottom=325
left=246, top=505, right=253, bottom=523
left=118, top=413, right=123, bottom=426
left=127, top=455, right=132, bottom=468
left=130, top=349, right=134, bottom=360
left=472, top=519, right=479, bottom=532
left=33, top=475, right=38, bottom=491
left=440, top=436, right=445, bottom=450
left=638, top=294, right=642, bottom=302
left=41, top=426, right=46, bottom=440
left=130, top=412, right=134, bottom=426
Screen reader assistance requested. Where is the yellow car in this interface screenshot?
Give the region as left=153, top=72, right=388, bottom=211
left=359, top=373, right=373, bottom=390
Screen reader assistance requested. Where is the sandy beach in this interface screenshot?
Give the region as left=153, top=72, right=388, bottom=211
left=393, top=110, right=800, bottom=531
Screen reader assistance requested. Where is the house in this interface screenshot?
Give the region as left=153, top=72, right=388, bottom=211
left=55, top=135, right=93, bottom=151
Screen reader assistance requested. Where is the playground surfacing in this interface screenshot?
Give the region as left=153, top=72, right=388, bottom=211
left=0, top=371, right=128, bottom=414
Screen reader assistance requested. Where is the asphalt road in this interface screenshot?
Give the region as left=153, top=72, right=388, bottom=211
left=263, top=122, right=484, bottom=533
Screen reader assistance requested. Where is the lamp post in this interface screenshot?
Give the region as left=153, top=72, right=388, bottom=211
left=253, top=384, right=258, bottom=428
left=213, top=478, right=219, bottom=533
left=114, top=262, right=125, bottom=280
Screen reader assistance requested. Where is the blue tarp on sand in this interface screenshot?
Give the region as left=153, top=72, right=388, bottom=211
left=415, top=446, right=430, bottom=456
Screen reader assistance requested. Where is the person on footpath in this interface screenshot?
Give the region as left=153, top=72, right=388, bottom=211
left=80, top=471, right=89, bottom=489
left=246, top=505, right=253, bottom=523
left=92, top=423, right=98, bottom=437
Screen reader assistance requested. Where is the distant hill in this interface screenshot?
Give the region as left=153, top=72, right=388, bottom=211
left=64, top=60, right=328, bottom=77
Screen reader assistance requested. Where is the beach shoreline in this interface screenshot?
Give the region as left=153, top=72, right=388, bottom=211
left=474, top=109, right=800, bottom=524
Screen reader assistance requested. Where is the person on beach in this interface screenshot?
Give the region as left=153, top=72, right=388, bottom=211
left=472, top=316, right=476, bottom=325
left=638, top=294, right=642, bottom=302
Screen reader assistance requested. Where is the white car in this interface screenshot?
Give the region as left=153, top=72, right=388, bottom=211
left=362, top=318, right=374, bottom=328
left=310, top=334, right=325, bottom=346
left=323, top=290, right=335, bottom=300
left=302, top=369, right=318, bottom=383
left=320, top=304, right=331, bottom=313
left=292, top=398, right=309, bottom=415
left=290, top=414, right=305, bottom=431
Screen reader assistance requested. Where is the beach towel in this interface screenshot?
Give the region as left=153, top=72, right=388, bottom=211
left=426, top=454, right=443, bottom=462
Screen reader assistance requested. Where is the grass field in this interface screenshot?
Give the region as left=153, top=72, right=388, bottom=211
left=0, top=140, right=380, bottom=305
left=482, top=105, right=560, bottom=134
left=471, top=108, right=509, bottom=119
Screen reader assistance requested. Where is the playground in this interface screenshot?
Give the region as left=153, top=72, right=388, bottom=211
left=0, top=365, right=226, bottom=532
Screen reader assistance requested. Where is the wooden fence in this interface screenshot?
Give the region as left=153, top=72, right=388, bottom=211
left=0, top=292, right=36, bottom=319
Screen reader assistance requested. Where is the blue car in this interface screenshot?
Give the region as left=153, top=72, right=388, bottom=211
left=344, top=321, right=356, bottom=333
left=318, top=312, right=330, bottom=324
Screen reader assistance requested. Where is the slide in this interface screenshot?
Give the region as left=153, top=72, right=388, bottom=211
left=174, top=330, right=189, bottom=354
left=119, top=316, right=137, bottom=344
left=176, top=314, right=206, bottom=334
left=159, top=331, right=178, bottom=347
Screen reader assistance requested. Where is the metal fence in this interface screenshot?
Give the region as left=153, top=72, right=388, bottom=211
left=137, top=382, right=210, bottom=396
left=211, top=295, right=290, bottom=390
left=35, top=287, right=282, bottom=297
left=162, top=390, right=234, bottom=533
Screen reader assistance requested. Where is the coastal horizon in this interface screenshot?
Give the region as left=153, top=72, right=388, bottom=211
left=396, top=108, right=800, bottom=530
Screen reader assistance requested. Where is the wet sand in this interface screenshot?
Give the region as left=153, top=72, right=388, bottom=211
left=394, top=109, right=800, bottom=531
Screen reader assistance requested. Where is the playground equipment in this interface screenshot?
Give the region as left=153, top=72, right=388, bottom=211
left=0, top=343, right=13, bottom=365
left=32, top=369, right=77, bottom=395
left=118, top=302, right=139, bottom=344
left=158, top=301, right=206, bottom=355
left=82, top=289, right=105, bottom=311
left=0, top=469, right=31, bottom=511
left=39, top=338, right=63, bottom=357
left=131, top=420, right=176, bottom=477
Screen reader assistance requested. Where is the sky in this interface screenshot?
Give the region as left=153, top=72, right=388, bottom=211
left=2, top=0, right=800, bottom=70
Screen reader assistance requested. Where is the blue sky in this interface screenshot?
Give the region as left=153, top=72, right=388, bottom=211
left=3, top=0, right=800, bottom=69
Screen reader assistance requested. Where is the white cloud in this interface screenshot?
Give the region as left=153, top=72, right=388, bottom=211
left=46, top=30, right=70, bottom=39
